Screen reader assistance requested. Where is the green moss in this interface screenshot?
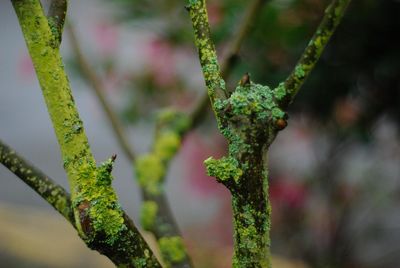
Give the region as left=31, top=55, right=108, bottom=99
left=204, top=156, right=243, bottom=183
left=72, top=160, right=126, bottom=243
left=135, top=154, right=165, bottom=195
left=158, top=236, right=186, bottom=265
left=273, top=82, right=287, bottom=101
left=295, top=65, right=305, bottom=78
left=154, top=131, right=181, bottom=161
left=140, top=201, right=158, bottom=231
left=232, top=193, right=271, bottom=268
left=156, top=109, right=190, bottom=134
left=214, top=82, right=286, bottom=122
left=188, top=0, right=225, bottom=99
left=12, top=0, right=94, bottom=192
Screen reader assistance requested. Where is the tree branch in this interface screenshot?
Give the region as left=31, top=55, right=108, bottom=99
left=11, top=1, right=161, bottom=266
left=67, top=24, right=136, bottom=162
left=0, top=139, right=74, bottom=224
left=188, top=0, right=268, bottom=128
left=136, top=109, right=193, bottom=267
left=186, top=0, right=227, bottom=105
left=47, top=0, right=68, bottom=47
left=279, top=0, right=352, bottom=109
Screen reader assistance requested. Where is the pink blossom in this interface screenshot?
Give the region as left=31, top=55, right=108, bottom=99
left=93, top=22, right=119, bottom=56
left=144, top=38, right=176, bottom=87
left=270, top=179, right=307, bottom=209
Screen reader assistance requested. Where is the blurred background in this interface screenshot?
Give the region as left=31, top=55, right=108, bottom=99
left=1, top=0, right=400, bottom=267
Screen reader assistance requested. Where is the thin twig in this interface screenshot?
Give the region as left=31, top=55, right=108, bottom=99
left=281, top=0, right=352, bottom=109
left=135, top=111, right=194, bottom=268
left=220, top=0, right=267, bottom=78
left=47, top=0, right=68, bottom=46
left=67, top=24, right=136, bottom=162
left=189, top=0, right=268, bottom=128
left=0, top=139, right=75, bottom=225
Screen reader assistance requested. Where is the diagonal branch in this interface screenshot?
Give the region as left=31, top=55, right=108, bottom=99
left=278, top=0, right=352, bottom=109
left=47, top=0, right=68, bottom=47
left=11, top=1, right=161, bottom=266
left=186, top=0, right=227, bottom=105
left=67, top=24, right=136, bottom=162
left=0, top=139, right=75, bottom=225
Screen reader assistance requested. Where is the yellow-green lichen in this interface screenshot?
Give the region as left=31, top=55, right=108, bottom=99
left=156, top=109, right=190, bottom=134
left=154, top=132, right=181, bottom=161
left=135, top=154, right=165, bottom=195
left=12, top=0, right=94, bottom=193
left=188, top=0, right=226, bottom=99
left=158, top=236, right=186, bottom=265
left=214, top=82, right=286, bottom=122
left=73, top=159, right=126, bottom=243
left=294, top=65, right=305, bottom=78
left=273, top=82, right=287, bottom=101
left=204, top=156, right=243, bottom=183
left=140, top=201, right=158, bottom=231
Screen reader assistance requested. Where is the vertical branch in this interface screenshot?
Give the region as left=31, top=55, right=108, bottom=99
left=136, top=109, right=193, bottom=268
left=11, top=1, right=161, bottom=266
left=278, top=0, right=352, bottom=108
left=0, top=139, right=74, bottom=224
left=188, top=0, right=352, bottom=267
left=186, top=0, right=227, bottom=104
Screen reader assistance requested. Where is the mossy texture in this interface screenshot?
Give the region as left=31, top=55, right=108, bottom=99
left=158, top=236, right=187, bottom=267
left=136, top=108, right=192, bottom=266
left=135, top=154, right=165, bottom=195
left=140, top=201, right=158, bottom=231
left=187, top=0, right=226, bottom=103
left=204, top=156, right=242, bottom=183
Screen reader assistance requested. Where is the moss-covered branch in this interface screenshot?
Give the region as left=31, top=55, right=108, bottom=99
left=187, top=0, right=351, bottom=266
left=187, top=0, right=352, bottom=266
left=279, top=0, right=351, bottom=108
left=11, top=1, right=161, bottom=266
left=186, top=0, right=227, bottom=104
left=204, top=76, right=289, bottom=267
left=0, top=139, right=74, bottom=224
left=47, top=0, right=68, bottom=47
left=189, top=0, right=267, bottom=128
left=136, top=109, right=193, bottom=268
